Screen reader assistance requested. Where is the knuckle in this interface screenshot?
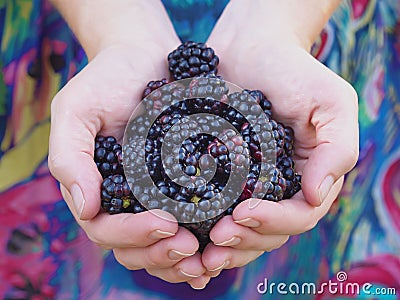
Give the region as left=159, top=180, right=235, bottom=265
left=276, top=235, right=290, bottom=248
left=146, top=269, right=181, bottom=284
left=50, top=91, right=67, bottom=116
left=85, top=225, right=113, bottom=248
left=112, top=250, right=128, bottom=269
left=348, top=83, right=358, bottom=105
left=339, top=79, right=358, bottom=103
left=112, top=249, right=122, bottom=263
left=343, top=82, right=359, bottom=116
left=85, top=231, right=104, bottom=246
left=342, top=143, right=359, bottom=171
left=348, top=146, right=359, bottom=168
left=265, top=236, right=289, bottom=252
left=236, top=251, right=264, bottom=268
left=333, top=80, right=358, bottom=114
left=50, top=93, right=60, bottom=112
left=304, top=218, right=319, bottom=232
left=117, top=216, right=142, bottom=247
left=47, top=152, right=64, bottom=179
left=98, top=244, right=112, bottom=250
left=113, top=249, right=141, bottom=271
left=144, top=250, right=161, bottom=268
left=347, top=83, right=359, bottom=104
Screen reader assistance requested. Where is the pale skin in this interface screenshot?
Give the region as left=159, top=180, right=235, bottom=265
left=48, top=0, right=359, bottom=290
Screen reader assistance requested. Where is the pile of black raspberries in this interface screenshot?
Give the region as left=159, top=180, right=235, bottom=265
left=94, top=41, right=301, bottom=251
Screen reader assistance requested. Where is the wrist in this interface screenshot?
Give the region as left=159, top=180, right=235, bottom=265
left=228, top=0, right=341, bottom=51
left=93, top=1, right=177, bottom=59
left=51, top=0, right=179, bottom=60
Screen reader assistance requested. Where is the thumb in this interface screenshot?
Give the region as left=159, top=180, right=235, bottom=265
left=301, top=82, right=359, bottom=207
left=48, top=88, right=102, bottom=220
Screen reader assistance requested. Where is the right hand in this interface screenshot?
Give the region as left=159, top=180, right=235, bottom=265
left=202, top=0, right=359, bottom=276
left=48, top=19, right=210, bottom=289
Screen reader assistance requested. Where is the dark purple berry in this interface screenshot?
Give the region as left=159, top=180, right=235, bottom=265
left=168, top=41, right=219, bottom=80
left=142, top=78, right=169, bottom=99
left=101, top=174, right=144, bottom=214
left=94, top=135, right=123, bottom=178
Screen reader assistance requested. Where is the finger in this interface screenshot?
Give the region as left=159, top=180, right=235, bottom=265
left=83, top=211, right=178, bottom=248
left=62, top=186, right=178, bottom=247
left=145, top=253, right=205, bottom=283
left=302, top=76, right=359, bottom=206
left=49, top=76, right=104, bottom=220
left=203, top=242, right=224, bottom=277
left=113, top=227, right=198, bottom=269
left=202, top=244, right=264, bottom=272
left=210, top=216, right=289, bottom=251
left=188, top=275, right=211, bottom=290
left=232, top=177, right=343, bottom=235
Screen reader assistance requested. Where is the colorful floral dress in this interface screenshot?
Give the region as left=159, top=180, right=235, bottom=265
left=0, top=0, right=399, bottom=299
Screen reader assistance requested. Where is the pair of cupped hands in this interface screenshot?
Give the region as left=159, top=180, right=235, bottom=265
left=48, top=2, right=359, bottom=290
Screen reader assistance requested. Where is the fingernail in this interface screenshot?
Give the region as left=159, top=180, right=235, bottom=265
left=148, top=229, right=175, bottom=240
left=168, top=249, right=195, bottom=260
left=190, top=281, right=209, bottom=290
left=215, top=236, right=241, bottom=247
left=234, top=217, right=261, bottom=228
left=210, top=271, right=222, bottom=278
left=179, top=269, right=201, bottom=278
left=207, top=260, right=229, bottom=272
left=190, top=284, right=207, bottom=290
left=319, top=175, right=335, bottom=204
left=70, top=184, right=85, bottom=219
left=248, top=198, right=262, bottom=209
